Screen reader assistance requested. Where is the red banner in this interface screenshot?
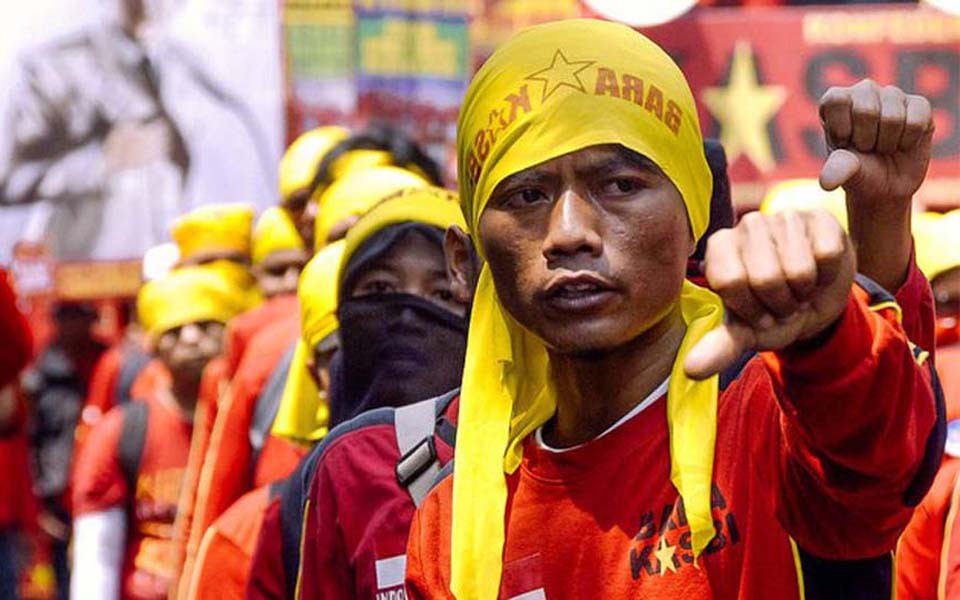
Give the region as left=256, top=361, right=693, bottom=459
left=639, top=6, right=959, bottom=209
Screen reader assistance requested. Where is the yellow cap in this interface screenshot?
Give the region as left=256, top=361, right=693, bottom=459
left=137, top=265, right=250, bottom=340
left=313, top=165, right=428, bottom=251
left=914, top=210, right=960, bottom=282
left=450, top=20, right=722, bottom=599
left=278, top=126, right=350, bottom=203
left=339, top=186, right=465, bottom=285
left=760, top=179, right=848, bottom=230
left=170, top=203, right=254, bottom=263
left=251, top=207, right=306, bottom=265
left=272, top=241, right=346, bottom=444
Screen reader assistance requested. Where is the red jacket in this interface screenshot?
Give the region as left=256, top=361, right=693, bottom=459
left=406, top=285, right=941, bottom=598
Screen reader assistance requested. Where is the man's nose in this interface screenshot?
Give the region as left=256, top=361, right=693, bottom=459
left=542, top=190, right=603, bottom=263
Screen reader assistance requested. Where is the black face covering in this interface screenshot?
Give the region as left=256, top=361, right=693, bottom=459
left=329, top=292, right=467, bottom=426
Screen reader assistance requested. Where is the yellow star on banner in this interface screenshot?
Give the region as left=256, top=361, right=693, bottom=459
left=655, top=537, right=678, bottom=575
left=702, top=42, right=786, bottom=173
left=526, top=49, right=595, bottom=103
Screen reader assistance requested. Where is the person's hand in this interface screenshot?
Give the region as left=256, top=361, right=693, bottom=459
left=818, top=79, right=933, bottom=210
left=103, top=119, right=174, bottom=173
left=684, top=210, right=856, bottom=380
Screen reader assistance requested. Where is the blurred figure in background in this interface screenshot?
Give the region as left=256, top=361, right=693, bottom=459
left=70, top=266, right=247, bottom=600
left=174, top=164, right=430, bottom=598
left=0, top=268, right=37, bottom=600
left=22, top=301, right=105, bottom=599
left=185, top=240, right=344, bottom=600
left=897, top=209, right=960, bottom=600
left=277, top=127, right=349, bottom=250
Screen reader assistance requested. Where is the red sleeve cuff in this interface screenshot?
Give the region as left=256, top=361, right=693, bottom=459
left=763, top=289, right=875, bottom=384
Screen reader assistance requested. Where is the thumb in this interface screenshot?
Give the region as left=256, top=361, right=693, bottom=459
left=819, top=148, right=861, bottom=192
left=683, top=321, right=754, bottom=381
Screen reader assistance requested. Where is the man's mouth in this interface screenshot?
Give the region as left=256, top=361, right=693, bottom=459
left=542, top=273, right=619, bottom=313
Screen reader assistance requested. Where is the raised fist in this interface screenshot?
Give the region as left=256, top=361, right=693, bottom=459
left=685, top=209, right=855, bottom=380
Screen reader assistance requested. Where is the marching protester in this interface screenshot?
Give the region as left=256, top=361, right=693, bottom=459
left=246, top=185, right=472, bottom=599
left=897, top=209, right=960, bottom=600
left=70, top=266, right=248, bottom=600
left=404, top=19, right=940, bottom=598
left=184, top=240, right=345, bottom=600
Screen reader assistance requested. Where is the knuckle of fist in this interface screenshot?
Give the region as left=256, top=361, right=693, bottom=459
left=748, top=272, right=785, bottom=294
left=853, top=105, right=881, bottom=121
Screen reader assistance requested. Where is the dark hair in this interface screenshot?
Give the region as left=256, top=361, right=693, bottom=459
left=310, top=122, right=444, bottom=194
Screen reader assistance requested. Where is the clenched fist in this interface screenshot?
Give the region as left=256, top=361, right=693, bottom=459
left=684, top=209, right=855, bottom=380
left=818, top=79, right=933, bottom=205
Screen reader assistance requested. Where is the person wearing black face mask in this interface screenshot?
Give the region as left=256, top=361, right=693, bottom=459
left=330, top=221, right=469, bottom=427
left=245, top=186, right=477, bottom=599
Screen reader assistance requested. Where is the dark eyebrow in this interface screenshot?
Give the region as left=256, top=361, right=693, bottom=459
left=494, top=168, right=559, bottom=194
left=575, top=147, right=664, bottom=180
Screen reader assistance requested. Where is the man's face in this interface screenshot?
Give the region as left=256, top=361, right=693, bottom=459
left=284, top=191, right=315, bottom=249
left=254, top=249, right=308, bottom=298
left=155, top=320, right=225, bottom=384
left=477, top=145, right=693, bottom=355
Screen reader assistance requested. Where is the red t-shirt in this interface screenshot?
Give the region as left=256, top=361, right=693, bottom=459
left=406, top=289, right=940, bottom=599
left=73, top=390, right=193, bottom=600
left=179, top=320, right=298, bottom=597
left=224, top=294, right=299, bottom=378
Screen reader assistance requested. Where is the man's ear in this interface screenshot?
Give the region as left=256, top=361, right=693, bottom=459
left=444, top=225, right=478, bottom=304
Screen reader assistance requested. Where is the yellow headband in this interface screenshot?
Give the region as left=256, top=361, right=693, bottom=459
left=914, top=209, right=960, bottom=282
left=272, top=241, right=347, bottom=444
left=313, top=165, right=428, bottom=251
left=278, top=126, right=350, bottom=202
left=451, top=19, right=720, bottom=599
left=137, top=265, right=249, bottom=340
left=251, top=207, right=306, bottom=265
left=338, top=186, right=465, bottom=285
left=761, top=179, right=848, bottom=230
left=170, top=203, right=254, bottom=262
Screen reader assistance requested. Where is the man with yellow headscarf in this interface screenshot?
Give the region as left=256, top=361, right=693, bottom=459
left=70, top=266, right=247, bottom=600
left=405, top=20, right=941, bottom=599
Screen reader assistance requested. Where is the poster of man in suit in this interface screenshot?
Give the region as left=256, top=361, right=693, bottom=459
left=0, top=0, right=283, bottom=262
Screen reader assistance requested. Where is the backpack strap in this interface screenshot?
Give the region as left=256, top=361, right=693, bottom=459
left=114, top=347, right=150, bottom=406
left=394, top=389, right=458, bottom=507
left=249, top=345, right=297, bottom=473
left=118, top=401, right=149, bottom=496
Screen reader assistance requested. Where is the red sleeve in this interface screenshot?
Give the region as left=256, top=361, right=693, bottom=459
left=0, top=269, right=32, bottom=387
left=71, top=407, right=127, bottom=515
left=297, top=451, right=353, bottom=599
left=247, top=494, right=287, bottom=600
left=893, top=251, right=936, bottom=355
left=191, top=528, right=249, bottom=600
left=763, top=287, right=939, bottom=558
left=405, top=477, right=455, bottom=600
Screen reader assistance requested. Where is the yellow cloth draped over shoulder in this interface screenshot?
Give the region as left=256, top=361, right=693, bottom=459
left=451, top=19, right=724, bottom=599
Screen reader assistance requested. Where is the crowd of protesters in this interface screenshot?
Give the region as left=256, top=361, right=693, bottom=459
left=0, top=14, right=957, bottom=600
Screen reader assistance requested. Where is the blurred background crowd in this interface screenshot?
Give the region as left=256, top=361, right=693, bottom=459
left=0, top=0, right=957, bottom=599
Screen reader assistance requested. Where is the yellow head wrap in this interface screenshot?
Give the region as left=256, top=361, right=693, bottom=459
left=278, top=126, right=350, bottom=203
left=914, top=209, right=960, bottom=282
left=137, top=265, right=250, bottom=341
left=760, top=179, right=848, bottom=230
left=273, top=241, right=346, bottom=443
left=251, top=207, right=307, bottom=265
left=313, top=165, right=428, bottom=251
left=452, top=19, right=720, bottom=599
left=338, top=185, right=465, bottom=282
left=170, top=203, right=254, bottom=263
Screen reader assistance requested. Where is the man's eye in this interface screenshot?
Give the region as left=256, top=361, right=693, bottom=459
left=503, top=188, right=548, bottom=207
left=599, top=178, right=642, bottom=196
left=433, top=288, right=453, bottom=302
